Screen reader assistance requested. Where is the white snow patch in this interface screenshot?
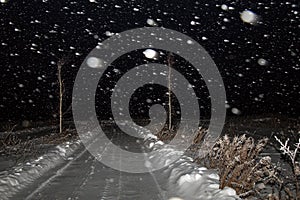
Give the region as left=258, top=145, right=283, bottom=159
left=56, top=146, right=66, bottom=156
left=149, top=142, right=155, bottom=148
left=222, top=187, right=237, bottom=196
left=145, top=133, right=157, bottom=140
left=207, top=173, right=219, bottom=180
left=155, top=140, right=164, bottom=145
left=145, top=160, right=152, bottom=168
left=169, top=198, right=184, bottom=200
left=178, top=173, right=202, bottom=185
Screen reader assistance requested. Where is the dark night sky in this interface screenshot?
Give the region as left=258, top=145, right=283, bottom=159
left=0, top=0, right=299, bottom=121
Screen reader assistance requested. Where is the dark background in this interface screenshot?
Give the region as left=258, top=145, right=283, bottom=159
left=0, top=0, right=299, bottom=122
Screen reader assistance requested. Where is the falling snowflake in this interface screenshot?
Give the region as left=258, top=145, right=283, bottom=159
left=240, top=10, right=258, bottom=24
left=231, top=108, right=241, bottom=115
left=143, top=49, right=158, bottom=59
left=146, top=19, right=157, bottom=26
left=221, top=4, right=228, bottom=11
left=86, top=57, right=103, bottom=68
left=258, top=58, right=268, bottom=66
left=105, top=31, right=114, bottom=36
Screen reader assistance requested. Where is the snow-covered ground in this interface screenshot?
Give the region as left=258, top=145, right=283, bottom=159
left=0, top=138, right=81, bottom=199
left=145, top=134, right=239, bottom=200
left=0, top=128, right=240, bottom=200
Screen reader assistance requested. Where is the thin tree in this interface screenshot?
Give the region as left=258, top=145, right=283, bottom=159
left=57, top=59, right=64, bottom=134
left=167, top=53, right=174, bottom=130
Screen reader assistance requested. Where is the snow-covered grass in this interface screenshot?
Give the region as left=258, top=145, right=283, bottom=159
left=145, top=132, right=240, bottom=200
left=146, top=118, right=299, bottom=199
left=0, top=135, right=81, bottom=200
left=0, top=127, right=76, bottom=158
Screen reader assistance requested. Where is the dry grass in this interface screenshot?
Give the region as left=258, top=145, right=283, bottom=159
left=156, top=124, right=176, bottom=141
left=195, top=134, right=281, bottom=198
left=193, top=132, right=300, bottom=199
left=0, top=129, right=77, bottom=163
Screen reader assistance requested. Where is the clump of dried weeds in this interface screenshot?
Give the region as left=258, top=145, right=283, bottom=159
left=196, top=134, right=281, bottom=198
left=0, top=129, right=77, bottom=163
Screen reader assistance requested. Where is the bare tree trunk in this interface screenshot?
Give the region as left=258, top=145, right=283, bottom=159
left=294, top=166, right=300, bottom=199
left=167, top=53, right=173, bottom=130
left=57, top=61, right=63, bottom=134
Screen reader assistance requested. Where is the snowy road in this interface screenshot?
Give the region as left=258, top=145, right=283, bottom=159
left=12, top=133, right=168, bottom=200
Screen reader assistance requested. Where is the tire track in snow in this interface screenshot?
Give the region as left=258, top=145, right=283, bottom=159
left=100, top=178, right=116, bottom=200
left=24, top=130, right=112, bottom=200
left=99, top=131, right=119, bottom=200
left=24, top=145, right=89, bottom=200
left=69, top=155, right=96, bottom=198
left=117, top=131, right=122, bottom=200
